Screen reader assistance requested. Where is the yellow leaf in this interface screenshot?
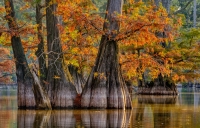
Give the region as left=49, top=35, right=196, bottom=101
left=53, top=75, right=60, bottom=79
left=94, top=72, right=98, bottom=78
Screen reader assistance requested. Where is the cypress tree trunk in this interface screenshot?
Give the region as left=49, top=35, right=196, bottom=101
left=193, top=0, right=197, bottom=28
left=35, top=2, right=47, bottom=84
left=81, top=0, right=132, bottom=109
left=56, top=17, right=85, bottom=95
left=4, top=0, right=36, bottom=108
left=68, top=65, right=85, bottom=94
left=56, top=14, right=84, bottom=95
left=45, top=0, right=77, bottom=108
left=30, top=64, right=52, bottom=109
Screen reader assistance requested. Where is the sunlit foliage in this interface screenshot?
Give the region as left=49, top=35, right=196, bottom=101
left=1, top=0, right=200, bottom=85
left=0, top=47, right=15, bottom=83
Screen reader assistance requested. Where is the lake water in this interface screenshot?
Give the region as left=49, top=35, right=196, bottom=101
left=0, top=87, right=200, bottom=128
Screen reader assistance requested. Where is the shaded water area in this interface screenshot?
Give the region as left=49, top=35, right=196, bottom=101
left=1, top=86, right=200, bottom=128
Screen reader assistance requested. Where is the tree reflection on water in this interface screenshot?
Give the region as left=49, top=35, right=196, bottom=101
left=16, top=109, right=132, bottom=128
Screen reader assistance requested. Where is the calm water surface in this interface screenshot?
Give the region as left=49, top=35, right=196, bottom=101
left=0, top=87, right=200, bottom=128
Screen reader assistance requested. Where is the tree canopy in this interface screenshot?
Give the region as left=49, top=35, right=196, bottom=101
left=0, top=0, right=199, bottom=84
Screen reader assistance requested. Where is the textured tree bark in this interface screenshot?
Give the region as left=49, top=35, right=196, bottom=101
left=56, top=16, right=84, bottom=95
left=45, top=0, right=77, bottom=108
left=4, top=0, right=36, bottom=108
left=34, top=2, right=52, bottom=109
left=81, top=0, right=132, bottom=109
left=35, top=2, right=47, bottom=84
left=30, top=65, right=51, bottom=109
left=68, top=65, right=86, bottom=94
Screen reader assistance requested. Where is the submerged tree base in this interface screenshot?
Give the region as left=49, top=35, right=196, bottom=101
left=137, top=74, right=178, bottom=95
left=81, top=37, right=132, bottom=109
left=137, top=86, right=178, bottom=95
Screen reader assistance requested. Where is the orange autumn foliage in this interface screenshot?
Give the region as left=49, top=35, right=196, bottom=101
left=56, top=0, right=103, bottom=72
left=56, top=1, right=182, bottom=82
left=117, top=2, right=181, bottom=82
left=0, top=1, right=39, bottom=60
left=0, top=0, right=184, bottom=84
left=0, top=47, right=15, bottom=83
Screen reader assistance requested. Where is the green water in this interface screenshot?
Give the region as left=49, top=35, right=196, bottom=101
left=0, top=87, right=200, bottom=128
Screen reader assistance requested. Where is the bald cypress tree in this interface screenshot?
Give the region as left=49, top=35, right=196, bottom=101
left=45, top=0, right=77, bottom=108
left=81, top=0, right=132, bottom=109
left=4, top=0, right=36, bottom=108
left=138, top=0, right=178, bottom=95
